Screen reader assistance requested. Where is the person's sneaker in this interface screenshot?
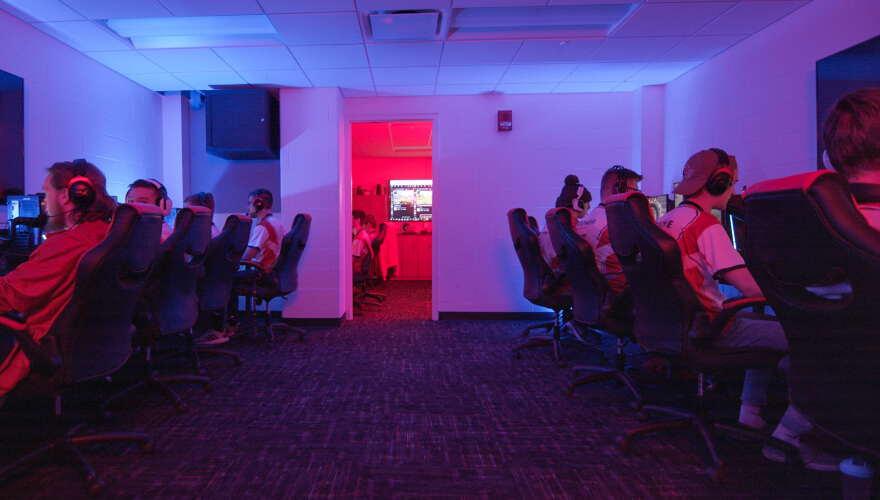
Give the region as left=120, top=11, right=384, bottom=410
left=738, top=403, right=768, bottom=432
left=195, top=329, right=228, bottom=345
left=762, top=424, right=844, bottom=471
left=223, top=323, right=239, bottom=339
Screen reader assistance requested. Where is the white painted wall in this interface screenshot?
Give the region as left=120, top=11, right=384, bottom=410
left=346, top=93, right=634, bottom=319
left=0, top=10, right=164, bottom=199
left=663, top=0, right=880, bottom=193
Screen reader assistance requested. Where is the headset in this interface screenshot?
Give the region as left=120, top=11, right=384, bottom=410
left=197, top=191, right=207, bottom=205
left=610, top=165, right=629, bottom=195
left=706, top=148, right=734, bottom=196
left=67, top=159, right=96, bottom=208
left=252, top=194, right=265, bottom=212
left=572, top=184, right=590, bottom=212
left=145, top=179, right=170, bottom=213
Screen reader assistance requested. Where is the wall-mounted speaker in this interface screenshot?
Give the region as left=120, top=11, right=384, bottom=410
left=205, top=89, right=279, bottom=160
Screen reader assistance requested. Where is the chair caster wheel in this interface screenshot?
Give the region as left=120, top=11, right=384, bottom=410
left=141, top=440, right=156, bottom=453
left=87, top=477, right=106, bottom=497
left=564, top=387, right=574, bottom=397
left=707, top=467, right=724, bottom=483
left=202, top=383, right=213, bottom=392
left=636, top=411, right=649, bottom=422
left=521, top=330, right=530, bottom=337
left=514, top=352, right=521, bottom=360
left=616, top=434, right=632, bottom=452
left=174, top=402, right=188, bottom=414
left=557, top=360, right=566, bottom=368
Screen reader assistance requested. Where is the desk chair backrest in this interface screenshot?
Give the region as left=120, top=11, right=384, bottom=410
left=47, top=203, right=163, bottom=383
left=371, top=222, right=387, bottom=255
left=198, top=214, right=252, bottom=311
left=743, top=170, right=880, bottom=454
left=508, top=208, right=555, bottom=303
left=545, top=207, right=610, bottom=325
left=153, top=206, right=212, bottom=334
left=605, top=192, right=704, bottom=356
left=274, top=213, right=311, bottom=295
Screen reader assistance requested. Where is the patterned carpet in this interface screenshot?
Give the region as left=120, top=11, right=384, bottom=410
left=0, top=281, right=844, bottom=498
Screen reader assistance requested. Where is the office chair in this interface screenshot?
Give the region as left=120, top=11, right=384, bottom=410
left=605, top=192, right=788, bottom=481
left=232, top=213, right=311, bottom=342
left=507, top=208, right=603, bottom=365
left=545, top=207, right=642, bottom=406
left=743, top=171, right=880, bottom=460
left=0, top=203, right=163, bottom=496
left=363, top=222, right=388, bottom=303
left=195, top=214, right=252, bottom=364
left=106, top=206, right=213, bottom=414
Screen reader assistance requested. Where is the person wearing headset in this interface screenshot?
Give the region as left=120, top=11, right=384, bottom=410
left=126, top=179, right=173, bottom=241
left=184, top=191, right=221, bottom=238
left=0, top=159, right=116, bottom=404
left=537, top=174, right=592, bottom=285
left=658, top=149, right=839, bottom=471
left=241, top=188, right=285, bottom=267
left=582, top=165, right=643, bottom=297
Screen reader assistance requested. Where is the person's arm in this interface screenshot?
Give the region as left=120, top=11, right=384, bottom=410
left=718, top=267, right=763, bottom=297
left=242, top=246, right=258, bottom=262
left=242, top=224, right=268, bottom=262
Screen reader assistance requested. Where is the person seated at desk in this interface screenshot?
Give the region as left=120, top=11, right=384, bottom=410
left=352, top=210, right=372, bottom=276
left=184, top=191, right=221, bottom=238
left=537, top=174, right=592, bottom=290
left=0, top=159, right=115, bottom=407
left=126, top=179, right=173, bottom=241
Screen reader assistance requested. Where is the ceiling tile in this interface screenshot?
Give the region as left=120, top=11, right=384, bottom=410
left=437, top=65, right=507, bottom=84
left=238, top=69, right=312, bottom=87
left=289, top=44, right=368, bottom=69
left=141, top=48, right=233, bottom=72
left=304, top=67, right=374, bottom=87
left=513, top=39, right=603, bottom=63
left=0, top=0, right=84, bottom=22
left=441, top=40, right=523, bottom=65
left=356, top=0, right=451, bottom=10
left=658, top=34, right=746, bottom=61
left=33, top=21, right=131, bottom=52
left=85, top=50, right=166, bottom=73
left=372, top=66, right=438, bottom=86
left=366, top=42, right=443, bottom=67
left=588, top=37, right=686, bottom=61
left=57, top=0, right=172, bottom=19
left=626, top=60, right=703, bottom=84
left=611, top=81, right=643, bottom=91
left=500, top=63, right=577, bottom=83
left=173, top=71, right=248, bottom=90
left=124, top=72, right=192, bottom=92
left=435, top=83, right=498, bottom=94
left=258, top=0, right=356, bottom=14
left=553, top=81, right=619, bottom=93
left=613, top=2, right=736, bottom=37
left=214, top=46, right=300, bottom=71
left=160, top=0, right=263, bottom=16
left=697, top=1, right=809, bottom=36
left=270, top=12, right=363, bottom=45
left=495, top=82, right=558, bottom=94
left=565, top=61, right=648, bottom=82
left=375, top=84, right=436, bottom=96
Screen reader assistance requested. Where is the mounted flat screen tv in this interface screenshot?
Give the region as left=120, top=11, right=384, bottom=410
left=389, top=179, right=432, bottom=221
left=0, top=69, right=24, bottom=203
left=816, top=34, right=880, bottom=168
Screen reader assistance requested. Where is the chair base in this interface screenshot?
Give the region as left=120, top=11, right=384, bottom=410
left=104, top=375, right=212, bottom=414
left=0, top=425, right=154, bottom=496
left=522, top=321, right=553, bottom=337
left=567, top=338, right=644, bottom=409
left=196, top=346, right=242, bottom=366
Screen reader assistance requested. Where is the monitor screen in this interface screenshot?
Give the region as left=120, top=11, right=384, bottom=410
left=647, top=195, right=669, bottom=220
left=7, top=195, right=40, bottom=219
left=726, top=212, right=746, bottom=251
left=389, top=179, right=432, bottom=221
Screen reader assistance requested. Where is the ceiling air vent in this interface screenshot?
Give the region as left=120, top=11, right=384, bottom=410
left=368, top=10, right=446, bottom=42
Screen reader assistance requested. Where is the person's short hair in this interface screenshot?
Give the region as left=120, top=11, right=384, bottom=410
left=184, top=191, right=215, bottom=212
left=127, top=179, right=167, bottom=205
left=364, top=214, right=377, bottom=228
left=248, top=188, right=273, bottom=210
left=823, top=87, right=880, bottom=179
left=48, top=160, right=115, bottom=224
left=600, top=165, right=643, bottom=197
left=352, top=209, right=366, bottom=224
left=555, top=174, right=592, bottom=210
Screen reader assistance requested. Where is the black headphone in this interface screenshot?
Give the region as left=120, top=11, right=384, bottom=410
left=706, top=148, right=734, bottom=196
left=197, top=191, right=207, bottom=205
left=67, top=159, right=96, bottom=208
left=252, top=194, right=265, bottom=212
left=610, top=165, right=629, bottom=195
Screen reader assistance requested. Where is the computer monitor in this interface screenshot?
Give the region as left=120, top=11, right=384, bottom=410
left=7, top=195, right=40, bottom=220
left=723, top=194, right=746, bottom=251
left=647, top=194, right=669, bottom=220
left=389, top=179, right=432, bottom=221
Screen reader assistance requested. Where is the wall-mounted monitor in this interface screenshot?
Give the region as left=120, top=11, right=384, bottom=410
left=389, top=179, right=432, bottom=221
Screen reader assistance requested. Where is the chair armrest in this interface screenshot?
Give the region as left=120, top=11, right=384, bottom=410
left=0, top=315, right=62, bottom=375
left=692, top=296, right=767, bottom=345
left=239, top=261, right=271, bottom=281
left=542, top=272, right=569, bottom=296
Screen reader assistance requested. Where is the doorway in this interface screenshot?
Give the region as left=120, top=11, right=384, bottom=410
left=351, top=121, right=433, bottom=318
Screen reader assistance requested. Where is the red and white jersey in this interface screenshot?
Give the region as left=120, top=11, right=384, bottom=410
left=582, top=205, right=626, bottom=295
left=858, top=203, right=880, bottom=230
left=248, top=214, right=285, bottom=267
left=656, top=204, right=745, bottom=317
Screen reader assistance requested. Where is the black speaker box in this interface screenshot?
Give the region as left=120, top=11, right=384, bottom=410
left=206, top=89, right=279, bottom=160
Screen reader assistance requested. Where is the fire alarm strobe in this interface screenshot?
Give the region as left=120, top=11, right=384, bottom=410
left=498, top=110, right=512, bottom=131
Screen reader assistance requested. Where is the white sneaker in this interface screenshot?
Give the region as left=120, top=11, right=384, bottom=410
left=738, top=403, right=767, bottom=431
left=195, top=329, right=228, bottom=345
left=762, top=424, right=844, bottom=472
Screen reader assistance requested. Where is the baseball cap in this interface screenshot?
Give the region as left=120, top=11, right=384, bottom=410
left=673, top=149, right=738, bottom=196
